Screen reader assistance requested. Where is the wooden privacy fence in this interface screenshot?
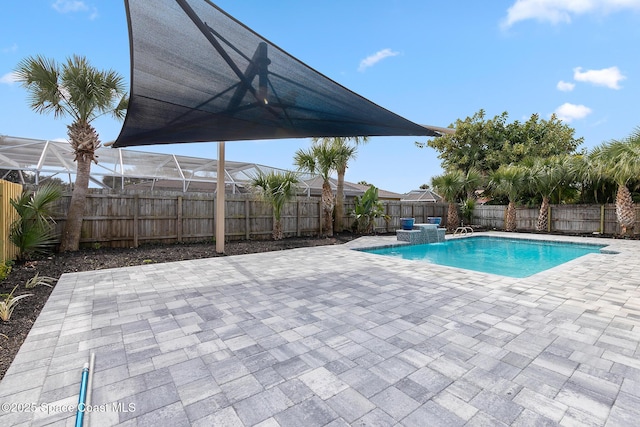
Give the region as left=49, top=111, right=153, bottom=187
left=0, top=180, right=23, bottom=262
left=474, top=204, right=640, bottom=235
left=49, top=190, right=449, bottom=248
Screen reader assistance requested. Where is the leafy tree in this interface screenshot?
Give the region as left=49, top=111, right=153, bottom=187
left=251, top=171, right=299, bottom=240
left=423, top=109, right=583, bottom=176
left=14, top=55, right=127, bottom=251
left=589, top=128, right=640, bottom=235
left=294, top=140, right=340, bottom=236
left=419, top=183, right=430, bottom=190
left=488, top=164, right=527, bottom=232
left=431, top=170, right=465, bottom=231
left=312, top=137, right=368, bottom=233
left=9, top=183, right=62, bottom=261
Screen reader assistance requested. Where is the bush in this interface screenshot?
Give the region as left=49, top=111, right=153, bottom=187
left=0, top=261, right=12, bottom=281
left=9, top=183, right=62, bottom=261
left=350, top=185, right=389, bottom=234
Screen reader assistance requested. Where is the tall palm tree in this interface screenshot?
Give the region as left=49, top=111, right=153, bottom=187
left=294, top=141, right=341, bottom=236
left=14, top=55, right=127, bottom=251
left=312, top=136, right=368, bottom=233
left=489, top=164, right=527, bottom=231
left=431, top=170, right=465, bottom=231
left=590, top=128, right=640, bottom=235
left=251, top=171, right=299, bottom=240
left=527, top=156, right=573, bottom=232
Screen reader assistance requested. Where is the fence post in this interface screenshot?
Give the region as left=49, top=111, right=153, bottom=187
left=133, top=194, right=139, bottom=248
left=318, top=199, right=323, bottom=235
left=245, top=199, right=250, bottom=240
left=600, top=205, right=605, bottom=233
left=296, top=200, right=301, bottom=237
left=386, top=202, right=390, bottom=232
left=177, top=196, right=183, bottom=242
left=213, top=195, right=217, bottom=242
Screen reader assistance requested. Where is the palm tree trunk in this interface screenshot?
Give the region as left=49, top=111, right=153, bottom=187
left=536, top=196, right=550, bottom=232
left=505, top=201, right=517, bottom=232
left=447, top=202, right=459, bottom=232
left=615, top=184, right=635, bottom=235
left=335, top=167, right=346, bottom=233
left=60, top=154, right=91, bottom=251
left=322, top=181, right=334, bottom=237
left=273, top=219, right=283, bottom=240
left=60, top=122, right=99, bottom=252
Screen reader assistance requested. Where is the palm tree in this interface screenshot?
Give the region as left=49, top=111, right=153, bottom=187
left=251, top=171, right=299, bottom=240
left=294, top=140, right=341, bottom=236
left=488, top=164, right=527, bottom=231
left=9, top=183, right=62, bottom=261
left=527, top=156, right=573, bottom=232
left=462, top=167, right=484, bottom=200
left=431, top=170, right=465, bottom=231
left=312, top=137, right=368, bottom=233
left=590, top=128, right=640, bottom=235
left=14, top=55, right=127, bottom=251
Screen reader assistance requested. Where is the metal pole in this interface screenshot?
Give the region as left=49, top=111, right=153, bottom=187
left=216, top=142, right=225, bottom=253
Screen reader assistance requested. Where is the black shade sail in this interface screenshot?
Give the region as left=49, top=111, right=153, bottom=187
left=114, top=0, right=442, bottom=148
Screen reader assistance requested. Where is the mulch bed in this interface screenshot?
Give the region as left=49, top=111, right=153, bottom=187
left=0, top=234, right=359, bottom=380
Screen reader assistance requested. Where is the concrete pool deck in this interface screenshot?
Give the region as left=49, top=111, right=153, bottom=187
left=1, top=232, right=639, bottom=426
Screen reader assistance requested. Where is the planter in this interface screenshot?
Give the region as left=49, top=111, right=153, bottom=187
left=400, top=217, right=415, bottom=230
left=427, top=217, right=442, bottom=225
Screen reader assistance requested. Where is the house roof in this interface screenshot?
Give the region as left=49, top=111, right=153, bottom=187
left=401, top=189, right=443, bottom=203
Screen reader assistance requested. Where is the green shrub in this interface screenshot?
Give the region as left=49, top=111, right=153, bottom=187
left=9, top=183, right=62, bottom=261
left=350, top=185, right=390, bottom=234
left=0, top=261, right=12, bottom=281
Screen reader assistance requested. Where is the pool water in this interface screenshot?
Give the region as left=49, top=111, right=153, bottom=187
left=361, top=236, right=606, bottom=278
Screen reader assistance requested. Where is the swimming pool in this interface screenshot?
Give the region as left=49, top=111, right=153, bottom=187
left=360, top=236, right=607, bottom=278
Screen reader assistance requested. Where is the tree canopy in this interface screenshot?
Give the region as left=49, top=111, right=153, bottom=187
left=423, top=109, right=584, bottom=175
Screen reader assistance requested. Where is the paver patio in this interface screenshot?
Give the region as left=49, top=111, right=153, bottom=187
left=1, top=232, right=639, bottom=426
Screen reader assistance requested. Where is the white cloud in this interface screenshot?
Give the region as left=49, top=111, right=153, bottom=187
left=0, top=72, right=18, bottom=85
left=557, top=80, right=575, bottom=92
left=554, top=102, right=592, bottom=122
left=52, top=0, right=89, bottom=14
left=573, top=66, right=626, bottom=89
left=2, top=44, right=18, bottom=54
left=501, top=0, right=640, bottom=28
left=358, top=49, right=400, bottom=72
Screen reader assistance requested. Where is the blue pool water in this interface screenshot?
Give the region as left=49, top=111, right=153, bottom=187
left=361, top=236, right=606, bottom=278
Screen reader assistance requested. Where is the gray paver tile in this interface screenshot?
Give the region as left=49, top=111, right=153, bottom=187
left=370, top=386, right=420, bottom=421
left=273, top=396, right=338, bottom=427
left=402, top=401, right=466, bottom=427
left=326, top=388, right=375, bottom=423
left=234, top=386, right=292, bottom=425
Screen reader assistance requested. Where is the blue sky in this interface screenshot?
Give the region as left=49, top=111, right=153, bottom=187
left=1, top=0, right=639, bottom=193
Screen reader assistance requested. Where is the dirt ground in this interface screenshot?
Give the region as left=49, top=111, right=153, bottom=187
left=0, top=234, right=358, bottom=380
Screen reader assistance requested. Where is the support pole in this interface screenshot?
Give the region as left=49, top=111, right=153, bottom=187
left=216, top=142, right=225, bottom=253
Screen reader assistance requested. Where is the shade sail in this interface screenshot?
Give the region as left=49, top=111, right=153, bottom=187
left=114, top=0, right=441, bottom=148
